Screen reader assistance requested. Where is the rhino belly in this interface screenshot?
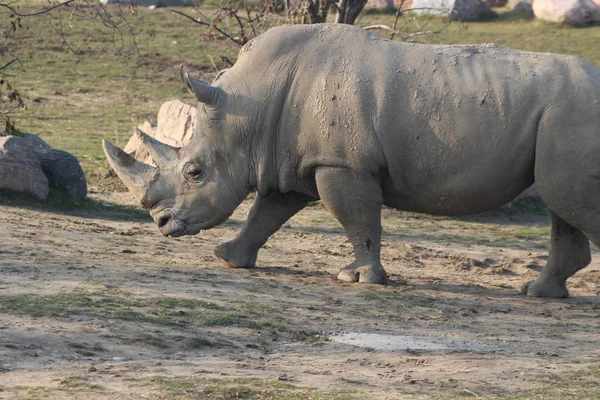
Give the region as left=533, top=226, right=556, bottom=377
left=380, top=159, right=535, bottom=216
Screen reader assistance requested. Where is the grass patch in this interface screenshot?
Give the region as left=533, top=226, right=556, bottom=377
left=0, top=188, right=149, bottom=218
left=0, top=291, right=267, bottom=329
left=294, top=330, right=327, bottom=345
left=440, top=364, right=600, bottom=399
left=58, top=376, right=105, bottom=391
left=188, top=336, right=236, bottom=349
left=0, top=188, right=98, bottom=210
left=294, top=201, right=551, bottom=250
left=141, top=333, right=169, bottom=348
left=380, top=206, right=551, bottom=250
left=358, top=290, right=438, bottom=309
left=152, top=376, right=363, bottom=400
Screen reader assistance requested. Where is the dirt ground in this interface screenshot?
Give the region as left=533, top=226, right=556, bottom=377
left=0, top=189, right=599, bottom=399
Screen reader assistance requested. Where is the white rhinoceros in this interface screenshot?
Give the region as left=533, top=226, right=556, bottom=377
left=103, top=23, right=600, bottom=298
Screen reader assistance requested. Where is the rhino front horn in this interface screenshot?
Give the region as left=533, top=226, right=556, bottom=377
left=180, top=65, right=224, bottom=107
left=102, top=139, right=157, bottom=202
left=135, top=128, right=178, bottom=169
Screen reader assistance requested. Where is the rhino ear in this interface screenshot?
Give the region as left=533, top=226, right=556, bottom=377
left=180, top=66, right=224, bottom=108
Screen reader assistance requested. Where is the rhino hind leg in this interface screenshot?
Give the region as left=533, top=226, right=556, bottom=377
left=521, top=212, right=591, bottom=298
left=214, top=192, right=310, bottom=268
left=315, top=167, right=389, bottom=285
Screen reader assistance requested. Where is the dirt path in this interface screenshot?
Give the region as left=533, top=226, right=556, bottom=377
left=0, top=191, right=599, bottom=399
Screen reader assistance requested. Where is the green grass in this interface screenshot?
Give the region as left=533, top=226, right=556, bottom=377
left=0, top=187, right=149, bottom=217
left=294, top=203, right=552, bottom=250
left=0, top=291, right=262, bottom=328
left=3, top=5, right=599, bottom=187
left=152, top=376, right=364, bottom=400
left=430, top=364, right=600, bottom=399
left=358, top=290, right=438, bottom=308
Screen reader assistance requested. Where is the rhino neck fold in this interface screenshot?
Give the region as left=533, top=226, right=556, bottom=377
left=254, top=118, right=278, bottom=198
left=218, top=65, right=298, bottom=197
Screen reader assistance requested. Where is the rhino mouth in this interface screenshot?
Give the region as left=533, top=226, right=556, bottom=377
left=154, top=211, right=183, bottom=237
left=153, top=210, right=229, bottom=238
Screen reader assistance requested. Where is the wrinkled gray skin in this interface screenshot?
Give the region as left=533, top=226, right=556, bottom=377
left=104, top=23, right=600, bottom=297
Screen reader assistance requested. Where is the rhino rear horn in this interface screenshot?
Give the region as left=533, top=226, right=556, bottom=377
left=102, top=139, right=157, bottom=202
left=135, top=128, right=178, bottom=169
left=180, top=66, right=224, bottom=107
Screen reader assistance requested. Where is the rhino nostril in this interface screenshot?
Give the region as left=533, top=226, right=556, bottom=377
left=157, top=214, right=171, bottom=229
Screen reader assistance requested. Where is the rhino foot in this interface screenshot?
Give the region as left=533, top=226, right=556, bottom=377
left=520, top=279, right=569, bottom=298
left=338, top=263, right=389, bottom=285
left=214, top=241, right=257, bottom=269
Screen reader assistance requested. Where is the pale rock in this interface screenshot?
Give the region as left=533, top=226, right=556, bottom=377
left=0, top=136, right=49, bottom=200
left=125, top=99, right=197, bottom=165
left=533, top=0, right=600, bottom=24
left=400, top=0, right=495, bottom=21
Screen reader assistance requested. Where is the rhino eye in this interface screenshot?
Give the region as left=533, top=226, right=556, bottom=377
left=184, top=163, right=204, bottom=181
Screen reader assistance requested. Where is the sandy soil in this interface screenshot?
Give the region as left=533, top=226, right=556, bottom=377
left=0, top=190, right=599, bottom=399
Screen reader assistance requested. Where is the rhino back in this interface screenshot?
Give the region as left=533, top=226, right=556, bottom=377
left=223, top=24, right=600, bottom=214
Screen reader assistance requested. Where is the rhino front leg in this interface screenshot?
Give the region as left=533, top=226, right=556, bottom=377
left=214, top=192, right=311, bottom=268
left=521, top=212, right=591, bottom=298
left=315, top=167, right=388, bottom=285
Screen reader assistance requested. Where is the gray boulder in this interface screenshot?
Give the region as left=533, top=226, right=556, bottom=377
left=0, top=136, right=49, bottom=201
left=533, top=0, right=600, bottom=24
left=400, top=0, right=495, bottom=20
left=508, top=0, right=533, bottom=13
left=19, top=134, right=88, bottom=200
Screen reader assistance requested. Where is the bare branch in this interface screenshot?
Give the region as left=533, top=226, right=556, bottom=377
left=0, top=58, right=18, bottom=74
left=0, top=0, right=76, bottom=17
left=364, top=18, right=451, bottom=43
left=169, top=9, right=245, bottom=46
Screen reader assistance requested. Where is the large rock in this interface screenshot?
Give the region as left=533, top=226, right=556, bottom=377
left=125, top=99, right=197, bottom=165
left=20, top=134, right=88, bottom=200
left=400, top=0, right=495, bottom=21
left=508, top=0, right=533, bottom=13
left=0, top=136, right=49, bottom=200
left=533, top=0, right=600, bottom=24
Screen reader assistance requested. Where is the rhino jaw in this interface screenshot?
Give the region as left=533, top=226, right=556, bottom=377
left=102, top=139, right=157, bottom=203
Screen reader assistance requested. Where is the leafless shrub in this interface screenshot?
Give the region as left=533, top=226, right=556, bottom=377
left=0, top=0, right=138, bottom=131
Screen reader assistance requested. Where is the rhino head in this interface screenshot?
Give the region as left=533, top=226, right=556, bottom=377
left=103, top=69, right=251, bottom=237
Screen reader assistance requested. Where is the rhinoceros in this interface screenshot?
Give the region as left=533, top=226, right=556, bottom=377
left=103, top=23, right=600, bottom=298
